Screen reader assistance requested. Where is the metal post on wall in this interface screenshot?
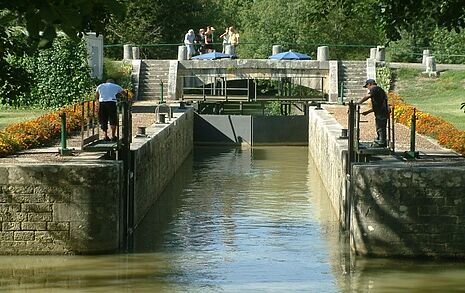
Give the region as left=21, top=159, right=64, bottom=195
left=345, top=100, right=356, bottom=233
left=339, top=82, right=344, bottom=104
left=160, top=80, right=164, bottom=103
left=390, top=105, right=395, bottom=153
left=59, top=112, right=72, bottom=155
left=404, top=108, right=419, bottom=159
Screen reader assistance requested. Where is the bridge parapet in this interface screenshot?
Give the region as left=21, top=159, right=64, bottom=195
left=171, top=59, right=339, bottom=102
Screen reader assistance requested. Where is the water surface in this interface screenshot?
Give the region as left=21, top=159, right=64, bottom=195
left=1, top=147, right=465, bottom=292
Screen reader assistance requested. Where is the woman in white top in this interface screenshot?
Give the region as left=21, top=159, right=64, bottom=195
left=219, top=27, right=230, bottom=53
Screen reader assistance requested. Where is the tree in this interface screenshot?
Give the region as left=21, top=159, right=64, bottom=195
left=0, top=0, right=124, bottom=106
left=236, top=0, right=383, bottom=59
left=379, top=0, right=465, bottom=40
left=105, top=0, right=222, bottom=59
left=1, top=0, right=125, bottom=47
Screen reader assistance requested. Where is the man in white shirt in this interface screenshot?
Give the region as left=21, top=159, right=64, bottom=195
left=95, top=79, right=124, bottom=141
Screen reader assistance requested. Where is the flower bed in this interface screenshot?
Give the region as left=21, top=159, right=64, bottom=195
left=0, top=102, right=96, bottom=157
left=389, top=92, right=465, bottom=155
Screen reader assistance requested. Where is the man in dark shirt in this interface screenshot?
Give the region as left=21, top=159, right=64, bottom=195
left=357, top=79, right=389, bottom=147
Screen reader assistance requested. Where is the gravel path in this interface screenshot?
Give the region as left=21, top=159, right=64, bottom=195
left=323, top=104, right=449, bottom=153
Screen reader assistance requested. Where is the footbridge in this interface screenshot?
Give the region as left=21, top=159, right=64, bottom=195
left=133, top=58, right=373, bottom=108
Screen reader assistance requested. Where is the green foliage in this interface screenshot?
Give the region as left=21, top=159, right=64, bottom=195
left=387, top=26, right=465, bottom=64
left=265, top=101, right=282, bottom=116
left=1, top=0, right=124, bottom=47
left=431, top=27, right=465, bottom=64
left=236, top=0, right=383, bottom=59
left=13, top=37, right=94, bottom=109
left=102, top=59, right=133, bottom=90
left=376, top=66, right=392, bottom=91
left=386, top=30, right=423, bottom=63
left=379, top=0, right=465, bottom=41
left=105, top=0, right=221, bottom=59
left=0, top=12, right=33, bottom=106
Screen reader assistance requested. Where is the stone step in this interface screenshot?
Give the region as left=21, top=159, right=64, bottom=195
left=139, top=78, right=169, bottom=84
left=140, top=76, right=168, bottom=81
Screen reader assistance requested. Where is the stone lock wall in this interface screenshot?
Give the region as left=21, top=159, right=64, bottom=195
left=307, top=106, right=465, bottom=258
left=351, top=163, right=465, bottom=258
left=0, top=162, right=122, bottom=254
left=307, top=106, right=348, bottom=224
left=131, top=108, right=194, bottom=226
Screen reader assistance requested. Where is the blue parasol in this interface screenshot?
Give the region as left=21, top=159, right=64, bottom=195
left=269, top=51, right=311, bottom=60
left=192, top=52, right=236, bottom=60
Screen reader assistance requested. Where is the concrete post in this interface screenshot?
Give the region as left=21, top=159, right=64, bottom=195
left=376, top=46, right=385, bottom=62
left=225, top=44, right=235, bottom=55
left=178, top=45, right=187, bottom=60
left=370, top=48, right=377, bottom=59
left=132, top=47, right=140, bottom=60
left=123, top=44, right=132, bottom=60
left=422, top=49, right=431, bottom=65
left=425, top=56, right=436, bottom=72
left=83, top=32, right=103, bottom=79
left=328, top=61, right=339, bottom=103
left=317, top=46, right=329, bottom=61
left=366, top=58, right=376, bottom=80
left=272, top=45, right=282, bottom=56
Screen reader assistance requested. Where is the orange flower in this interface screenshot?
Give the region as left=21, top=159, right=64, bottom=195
left=389, top=92, right=465, bottom=156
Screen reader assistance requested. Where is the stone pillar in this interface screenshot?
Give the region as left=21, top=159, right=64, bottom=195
left=422, top=49, right=431, bottom=65
left=366, top=58, right=376, bottom=80
left=272, top=45, right=282, bottom=56
left=178, top=45, right=187, bottom=60
left=83, top=32, right=103, bottom=79
left=225, top=44, right=235, bottom=55
left=328, top=61, right=339, bottom=103
left=370, top=48, right=377, bottom=59
left=317, top=46, right=329, bottom=61
left=132, top=47, right=140, bottom=60
left=376, top=46, right=385, bottom=62
left=123, top=44, right=132, bottom=60
left=425, top=56, right=436, bottom=72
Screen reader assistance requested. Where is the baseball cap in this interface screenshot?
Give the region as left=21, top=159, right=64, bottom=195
left=363, top=79, right=376, bottom=88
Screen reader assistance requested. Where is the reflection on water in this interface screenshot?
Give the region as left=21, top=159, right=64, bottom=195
left=1, top=147, right=465, bottom=292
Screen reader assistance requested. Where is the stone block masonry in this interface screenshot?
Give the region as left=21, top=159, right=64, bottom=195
left=0, top=107, right=194, bottom=255
left=0, top=162, right=122, bottom=254
left=308, top=106, right=465, bottom=258
left=131, top=108, right=194, bottom=226
left=352, top=163, right=465, bottom=258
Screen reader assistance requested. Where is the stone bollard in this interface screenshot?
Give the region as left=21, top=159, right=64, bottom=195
left=317, top=46, right=329, bottom=61
left=132, top=47, right=140, bottom=60
left=178, top=45, right=187, bottom=60
left=370, top=48, right=377, bottom=59
left=225, top=44, right=235, bottom=55
left=422, top=49, right=431, bottom=65
left=425, top=56, right=436, bottom=73
left=272, top=45, right=282, bottom=56
left=376, top=46, right=385, bottom=62
left=123, top=44, right=132, bottom=60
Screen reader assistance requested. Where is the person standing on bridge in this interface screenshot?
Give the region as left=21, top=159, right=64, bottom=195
left=184, top=29, right=196, bottom=59
left=228, top=26, right=240, bottom=55
left=204, top=26, right=215, bottom=53
left=96, top=79, right=125, bottom=142
left=356, top=79, right=389, bottom=147
left=219, top=27, right=230, bottom=53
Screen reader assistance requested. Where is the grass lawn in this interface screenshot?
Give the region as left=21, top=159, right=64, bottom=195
left=394, top=68, right=465, bottom=130
left=0, top=108, right=48, bottom=130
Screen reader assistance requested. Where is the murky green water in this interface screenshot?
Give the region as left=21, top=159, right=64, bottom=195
left=1, top=147, right=465, bottom=292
